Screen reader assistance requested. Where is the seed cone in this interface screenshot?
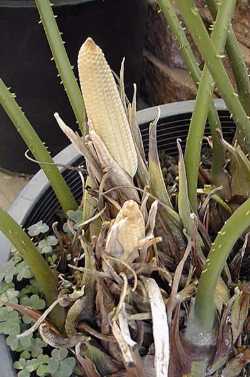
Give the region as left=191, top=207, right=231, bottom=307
left=78, top=37, right=138, bottom=177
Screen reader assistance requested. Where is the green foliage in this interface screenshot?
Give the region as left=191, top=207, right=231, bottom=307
left=0, top=283, right=19, bottom=305
left=47, top=349, right=76, bottom=377
left=20, top=294, right=46, bottom=324
left=0, top=307, right=20, bottom=335
left=67, top=209, right=83, bottom=225
left=27, top=221, right=49, bottom=237
left=7, top=334, right=45, bottom=355
left=1, top=3, right=250, bottom=375
left=156, top=1, right=250, bottom=373
left=207, top=0, right=250, bottom=114
left=0, top=255, right=32, bottom=284
left=16, top=261, right=33, bottom=282
left=20, top=294, right=46, bottom=310
left=157, top=0, right=225, bottom=182
left=184, top=0, right=236, bottom=210
left=20, top=280, right=41, bottom=297
left=0, top=211, right=65, bottom=329
left=0, top=256, right=20, bottom=283
left=38, top=236, right=58, bottom=254
left=175, top=0, right=250, bottom=152
left=14, top=354, right=50, bottom=377
left=0, top=250, right=75, bottom=377
left=13, top=349, right=76, bottom=377
left=194, top=195, right=250, bottom=333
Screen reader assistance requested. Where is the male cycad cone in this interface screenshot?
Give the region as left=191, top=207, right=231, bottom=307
left=78, top=37, right=138, bottom=178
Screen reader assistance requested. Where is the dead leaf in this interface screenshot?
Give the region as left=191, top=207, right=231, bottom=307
left=214, top=278, right=230, bottom=314
left=168, top=305, right=191, bottom=377
left=208, top=302, right=233, bottom=374
left=144, top=277, right=170, bottom=377
left=221, top=348, right=250, bottom=377
left=221, top=137, right=250, bottom=199
left=231, top=286, right=250, bottom=343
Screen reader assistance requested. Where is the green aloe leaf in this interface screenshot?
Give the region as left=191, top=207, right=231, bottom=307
left=177, top=140, right=195, bottom=236
left=184, top=0, right=236, bottom=210
left=175, top=0, right=250, bottom=152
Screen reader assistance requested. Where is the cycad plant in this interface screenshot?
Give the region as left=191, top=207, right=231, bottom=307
left=0, top=0, right=250, bottom=376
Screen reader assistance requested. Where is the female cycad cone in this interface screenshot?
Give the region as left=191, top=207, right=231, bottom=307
left=78, top=37, right=138, bottom=178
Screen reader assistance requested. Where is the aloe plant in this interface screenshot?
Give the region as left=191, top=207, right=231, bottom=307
left=193, top=196, right=250, bottom=334
left=175, top=0, right=250, bottom=152
left=206, top=0, right=250, bottom=114
left=184, top=0, right=236, bottom=210
left=154, top=0, right=250, bottom=374
left=157, top=0, right=225, bottom=185
left=1, top=2, right=250, bottom=376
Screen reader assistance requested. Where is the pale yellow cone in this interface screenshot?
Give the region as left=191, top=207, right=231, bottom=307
left=78, top=37, right=138, bottom=177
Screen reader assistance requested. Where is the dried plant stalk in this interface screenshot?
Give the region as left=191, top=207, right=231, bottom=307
left=78, top=38, right=138, bottom=177
left=144, top=278, right=170, bottom=377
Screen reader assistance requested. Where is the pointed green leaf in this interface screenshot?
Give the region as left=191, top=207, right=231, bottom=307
left=177, top=140, right=195, bottom=236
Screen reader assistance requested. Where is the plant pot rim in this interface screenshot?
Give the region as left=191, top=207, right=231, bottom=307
left=0, top=99, right=227, bottom=376
left=0, top=0, right=94, bottom=7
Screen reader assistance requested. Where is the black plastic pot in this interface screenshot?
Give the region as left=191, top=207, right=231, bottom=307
left=0, top=100, right=235, bottom=376
left=0, top=0, right=148, bottom=174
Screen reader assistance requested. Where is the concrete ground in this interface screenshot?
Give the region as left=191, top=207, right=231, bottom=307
left=0, top=171, right=29, bottom=210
